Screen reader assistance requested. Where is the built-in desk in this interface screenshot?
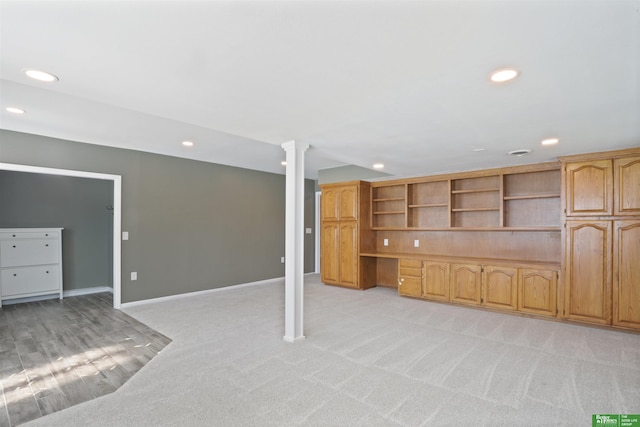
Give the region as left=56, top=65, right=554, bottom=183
left=359, top=252, right=560, bottom=318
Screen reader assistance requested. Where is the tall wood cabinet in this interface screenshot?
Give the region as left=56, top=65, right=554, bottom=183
left=320, top=181, right=373, bottom=289
left=561, top=148, right=640, bottom=331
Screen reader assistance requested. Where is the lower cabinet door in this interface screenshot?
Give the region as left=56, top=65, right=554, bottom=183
left=398, top=259, right=422, bottom=298
left=1, top=265, right=60, bottom=298
left=518, top=268, right=558, bottom=317
left=613, top=220, right=640, bottom=329
left=483, top=265, right=517, bottom=310
left=339, top=222, right=358, bottom=287
left=565, top=221, right=612, bottom=324
left=320, top=223, right=339, bottom=284
left=450, top=263, right=482, bottom=306
left=423, top=261, right=450, bottom=301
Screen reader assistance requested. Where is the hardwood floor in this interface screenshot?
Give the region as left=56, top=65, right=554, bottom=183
left=0, top=293, right=171, bottom=427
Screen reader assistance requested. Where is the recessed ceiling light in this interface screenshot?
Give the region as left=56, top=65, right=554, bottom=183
left=508, top=149, right=531, bottom=156
left=541, top=138, right=559, bottom=146
left=6, top=107, right=25, bottom=114
left=181, top=141, right=194, bottom=147
left=281, top=161, right=287, bottom=166
left=24, top=69, right=59, bottom=82
left=373, top=163, right=384, bottom=169
left=490, top=68, right=519, bottom=83
left=472, top=148, right=486, bottom=152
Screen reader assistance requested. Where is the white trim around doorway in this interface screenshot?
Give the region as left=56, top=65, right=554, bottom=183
left=0, top=162, right=123, bottom=309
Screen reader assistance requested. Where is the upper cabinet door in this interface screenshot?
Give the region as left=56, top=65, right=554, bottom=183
left=614, top=156, right=640, bottom=216
left=566, top=160, right=613, bottom=216
left=321, top=188, right=339, bottom=221
left=339, top=185, right=359, bottom=221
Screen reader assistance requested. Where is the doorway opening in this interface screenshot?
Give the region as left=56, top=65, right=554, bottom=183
left=0, top=162, right=122, bottom=308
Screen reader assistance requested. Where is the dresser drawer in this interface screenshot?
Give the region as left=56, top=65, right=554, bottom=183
left=1, top=266, right=60, bottom=297
left=0, top=239, right=59, bottom=267
left=0, top=231, right=60, bottom=240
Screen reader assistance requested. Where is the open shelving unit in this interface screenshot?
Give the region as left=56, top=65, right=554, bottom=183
left=370, top=164, right=561, bottom=231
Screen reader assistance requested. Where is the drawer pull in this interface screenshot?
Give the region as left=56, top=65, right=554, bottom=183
left=13, top=273, right=17, bottom=277
left=46, top=271, right=50, bottom=274
left=12, top=245, right=16, bottom=248
left=12, top=234, right=16, bottom=237
left=45, top=244, right=49, bottom=247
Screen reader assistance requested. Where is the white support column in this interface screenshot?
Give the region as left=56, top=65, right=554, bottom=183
left=281, top=140, right=309, bottom=343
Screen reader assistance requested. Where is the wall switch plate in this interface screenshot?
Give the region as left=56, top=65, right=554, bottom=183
left=414, top=240, right=420, bottom=247
left=281, top=257, right=285, bottom=263
left=383, top=239, right=389, bottom=246
left=305, top=228, right=312, bottom=234
left=122, top=231, right=129, bottom=240
left=131, top=272, right=137, bottom=280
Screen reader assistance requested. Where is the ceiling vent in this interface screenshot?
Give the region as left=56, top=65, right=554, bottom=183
left=508, top=149, right=531, bottom=156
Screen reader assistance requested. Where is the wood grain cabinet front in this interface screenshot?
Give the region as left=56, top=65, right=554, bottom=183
left=612, top=220, right=640, bottom=329
left=517, top=268, right=557, bottom=317
left=614, top=156, right=640, bottom=216
left=483, top=265, right=518, bottom=311
left=565, top=160, right=613, bottom=216
left=450, top=263, right=482, bottom=306
left=397, top=259, right=423, bottom=298
left=423, top=261, right=450, bottom=301
left=564, top=221, right=612, bottom=325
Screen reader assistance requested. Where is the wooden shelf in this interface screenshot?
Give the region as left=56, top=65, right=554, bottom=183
left=504, top=193, right=560, bottom=201
left=373, top=197, right=405, bottom=202
left=451, top=188, right=500, bottom=194
left=408, top=203, right=448, bottom=208
left=451, top=207, right=500, bottom=212
left=373, top=211, right=405, bottom=215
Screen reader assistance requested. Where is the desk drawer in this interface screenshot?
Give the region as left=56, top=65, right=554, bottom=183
left=1, top=265, right=60, bottom=297
left=0, top=239, right=59, bottom=267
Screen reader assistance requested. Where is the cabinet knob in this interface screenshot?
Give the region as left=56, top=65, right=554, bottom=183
left=46, top=271, right=49, bottom=274
left=13, top=273, right=17, bottom=277
left=12, top=245, right=16, bottom=248
left=45, top=244, right=49, bottom=247
left=12, top=234, right=16, bottom=237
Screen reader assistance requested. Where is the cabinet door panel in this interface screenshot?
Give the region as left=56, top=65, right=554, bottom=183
left=483, top=266, right=517, bottom=310
left=0, top=239, right=59, bottom=267
left=613, top=221, right=640, bottom=329
left=614, top=157, right=640, bottom=215
left=398, top=258, right=423, bottom=297
left=518, top=269, right=557, bottom=317
left=321, top=188, right=339, bottom=221
left=424, top=261, right=450, bottom=301
left=450, top=263, right=482, bottom=305
left=320, top=223, right=339, bottom=284
left=339, top=222, right=358, bottom=287
left=339, top=186, right=358, bottom=221
left=565, top=221, right=612, bottom=324
left=566, top=160, right=613, bottom=216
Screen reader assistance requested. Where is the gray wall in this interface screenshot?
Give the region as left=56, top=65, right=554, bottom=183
left=0, top=171, right=113, bottom=291
left=0, top=130, right=315, bottom=303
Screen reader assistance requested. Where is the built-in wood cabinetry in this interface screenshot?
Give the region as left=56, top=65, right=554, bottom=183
left=320, top=181, right=373, bottom=289
left=321, top=147, right=639, bottom=332
left=561, top=148, right=640, bottom=331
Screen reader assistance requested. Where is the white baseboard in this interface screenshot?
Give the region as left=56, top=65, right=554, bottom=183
left=121, top=276, right=285, bottom=309
left=64, top=286, right=113, bottom=297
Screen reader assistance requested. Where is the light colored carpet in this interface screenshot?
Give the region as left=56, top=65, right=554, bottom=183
left=22, top=274, right=640, bottom=426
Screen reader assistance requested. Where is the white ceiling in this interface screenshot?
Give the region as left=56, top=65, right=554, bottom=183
left=1, top=0, right=639, bottom=180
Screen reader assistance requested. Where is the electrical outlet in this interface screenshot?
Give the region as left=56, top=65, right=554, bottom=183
left=305, top=228, right=312, bottom=234
left=414, top=240, right=420, bottom=248
left=131, top=272, right=137, bottom=281
left=383, top=239, right=389, bottom=246
left=281, top=257, right=285, bottom=263
left=122, top=231, right=129, bottom=240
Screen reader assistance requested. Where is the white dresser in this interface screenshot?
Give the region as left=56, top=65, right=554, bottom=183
left=0, top=228, right=64, bottom=306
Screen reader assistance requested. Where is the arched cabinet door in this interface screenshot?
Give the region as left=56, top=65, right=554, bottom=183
left=614, top=156, right=640, bottom=216
left=564, top=221, right=612, bottom=325
left=613, top=221, right=640, bottom=329
left=565, top=160, right=613, bottom=216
